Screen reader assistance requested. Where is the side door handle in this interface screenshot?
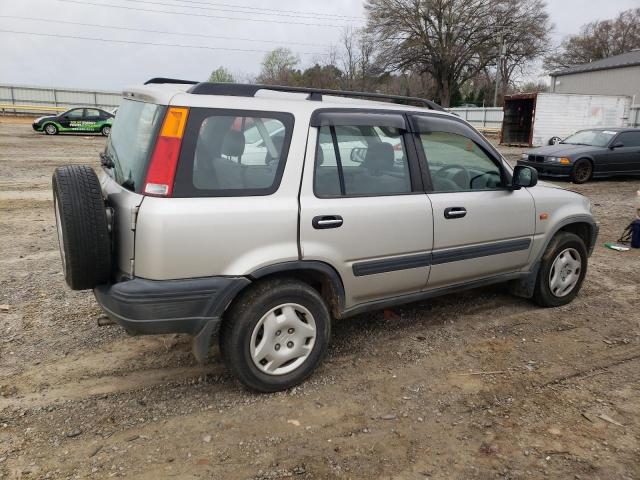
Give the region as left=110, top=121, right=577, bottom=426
left=444, top=207, right=467, bottom=219
left=312, top=215, right=343, bottom=229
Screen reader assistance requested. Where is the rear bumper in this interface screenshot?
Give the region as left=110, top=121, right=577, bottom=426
left=517, top=160, right=571, bottom=178
left=94, top=276, right=250, bottom=361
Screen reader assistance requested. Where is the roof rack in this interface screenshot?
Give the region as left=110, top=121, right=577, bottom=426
left=182, top=82, right=444, bottom=111
left=144, top=77, right=199, bottom=85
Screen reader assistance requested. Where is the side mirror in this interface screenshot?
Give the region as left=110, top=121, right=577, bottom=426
left=609, top=142, right=624, bottom=149
left=511, top=165, right=538, bottom=189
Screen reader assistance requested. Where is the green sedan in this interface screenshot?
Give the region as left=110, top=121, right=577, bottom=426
left=32, top=107, right=114, bottom=136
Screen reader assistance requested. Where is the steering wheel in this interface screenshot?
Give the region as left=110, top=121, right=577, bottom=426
left=433, top=164, right=470, bottom=190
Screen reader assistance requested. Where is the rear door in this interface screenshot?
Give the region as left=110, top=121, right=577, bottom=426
left=410, top=114, right=535, bottom=289
left=608, top=131, right=640, bottom=173
left=84, top=108, right=102, bottom=132
left=299, top=111, right=433, bottom=307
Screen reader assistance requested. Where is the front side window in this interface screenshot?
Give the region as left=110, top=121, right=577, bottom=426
left=66, top=109, right=83, bottom=119
left=419, top=132, right=502, bottom=192
left=314, top=124, right=411, bottom=197
left=183, top=112, right=292, bottom=195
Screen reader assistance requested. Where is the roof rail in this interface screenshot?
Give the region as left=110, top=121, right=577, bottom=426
left=185, top=82, right=444, bottom=111
left=144, top=77, right=199, bottom=85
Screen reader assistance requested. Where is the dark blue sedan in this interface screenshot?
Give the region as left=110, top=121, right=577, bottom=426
left=517, top=128, right=640, bottom=183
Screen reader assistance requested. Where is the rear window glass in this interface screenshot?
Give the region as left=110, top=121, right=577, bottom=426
left=106, top=99, right=164, bottom=192
left=173, top=109, right=294, bottom=197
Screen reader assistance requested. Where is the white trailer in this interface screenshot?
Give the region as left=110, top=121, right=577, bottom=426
left=500, top=92, right=632, bottom=147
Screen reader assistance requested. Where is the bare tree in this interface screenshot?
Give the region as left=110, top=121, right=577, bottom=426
left=494, top=0, right=550, bottom=101
left=365, top=0, right=550, bottom=107
left=546, top=8, right=640, bottom=71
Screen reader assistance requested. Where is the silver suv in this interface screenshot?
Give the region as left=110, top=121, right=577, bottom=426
left=52, top=79, right=598, bottom=392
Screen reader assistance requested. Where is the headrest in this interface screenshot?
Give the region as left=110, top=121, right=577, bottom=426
left=221, top=130, right=246, bottom=157
left=364, top=142, right=394, bottom=172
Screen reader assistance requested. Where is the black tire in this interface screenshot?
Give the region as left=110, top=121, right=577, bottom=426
left=533, top=232, right=587, bottom=307
left=571, top=158, right=592, bottom=184
left=548, top=136, right=562, bottom=145
left=100, top=125, right=111, bottom=136
left=52, top=165, right=111, bottom=290
left=44, top=123, right=58, bottom=135
left=220, top=279, right=331, bottom=392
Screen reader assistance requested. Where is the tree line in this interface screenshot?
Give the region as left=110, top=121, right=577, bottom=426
left=209, top=2, right=639, bottom=108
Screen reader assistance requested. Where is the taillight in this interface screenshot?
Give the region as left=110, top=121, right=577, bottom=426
left=143, top=107, right=189, bottom=196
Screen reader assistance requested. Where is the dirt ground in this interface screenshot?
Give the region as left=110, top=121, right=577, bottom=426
left=0, top=119, right=638, bottom=480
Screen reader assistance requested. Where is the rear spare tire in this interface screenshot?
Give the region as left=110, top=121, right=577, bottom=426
left=52, top=165, right=111, bottom=290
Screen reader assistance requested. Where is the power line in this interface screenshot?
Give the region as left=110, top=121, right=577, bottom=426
left=0, top=29, right=327, bottom=55
left=161, top=0, right=365, bottom=20
left=52, top=0, right=356, bottom=28
left=115, top=0, right=365, bottom=22
left=0, top=15, right=329, bottom=47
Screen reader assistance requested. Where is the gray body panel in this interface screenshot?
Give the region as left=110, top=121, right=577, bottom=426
left=99, top=173, right=144, bottom=278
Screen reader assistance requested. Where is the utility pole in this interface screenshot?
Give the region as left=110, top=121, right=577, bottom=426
left=493, top=35, right=505, bottom=107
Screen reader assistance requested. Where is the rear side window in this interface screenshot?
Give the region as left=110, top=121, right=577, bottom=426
left=615, top=131, right=640, bottom=147
left=314, top=125, right=411, bottom=197
left=173, top=109, right=294, bottom=197
left=106, top=99, right=164, bottom=192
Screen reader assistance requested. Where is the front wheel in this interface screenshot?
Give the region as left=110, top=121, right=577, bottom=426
left=571, top=159, right=592, bottom=184
left=44, top=123, right=58, bottom=135
left=533, top=232, right=587, bottom=307
left=220, top=279, right=331, bottom=392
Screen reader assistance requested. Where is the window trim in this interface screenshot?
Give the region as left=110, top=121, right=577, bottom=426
left=173, top=108, right=295, bottom=198
left=312, top=121, right=423, bottom=199
left=409, top=113, right=512, bottom=193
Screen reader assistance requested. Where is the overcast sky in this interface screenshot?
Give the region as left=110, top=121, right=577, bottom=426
left=0, top=0, right=638, bottom=91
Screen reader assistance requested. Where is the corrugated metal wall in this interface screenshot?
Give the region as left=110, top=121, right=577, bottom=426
left=0, top=84, right=121, bottom=114
left=551, top=66, right=640, bottom=100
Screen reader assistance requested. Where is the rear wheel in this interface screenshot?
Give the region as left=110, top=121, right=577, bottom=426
left=44, top=123, right=58, bottom=135
left=220, top=279, right=331, bottom=392
left=533, top=232, right=587, bottom=307
left=101, top=125, right=111, bottom=136
left=52, top=165, right=111, bottom=290
left=571, top=159, right=592, bottom=184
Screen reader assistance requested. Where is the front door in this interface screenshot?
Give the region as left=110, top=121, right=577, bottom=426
left=299, top=112, right=433, bottom=308
left=60, top=108, right=84, bottom=130
left=410, top=114, right=536, bottom=289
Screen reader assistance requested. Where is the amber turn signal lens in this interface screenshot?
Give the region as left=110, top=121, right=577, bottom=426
left=160, top=107, right=189, bottom=138
left=559, top=157, right=570, bottom=165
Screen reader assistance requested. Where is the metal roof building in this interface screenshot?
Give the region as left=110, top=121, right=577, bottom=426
left=550, top=50, right=640, bottom=101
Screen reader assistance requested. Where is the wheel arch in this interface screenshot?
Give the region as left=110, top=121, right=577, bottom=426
left=247, top=261, right=346, bottom=318
left=511, top=216, right=598, bottom=299
left=43, top=121, right=58, bottom=132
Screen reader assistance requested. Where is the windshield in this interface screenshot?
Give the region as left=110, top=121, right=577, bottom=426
left=562, top=129, right=617, bottom=147
left=105, top=99, right=164, bottom=192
